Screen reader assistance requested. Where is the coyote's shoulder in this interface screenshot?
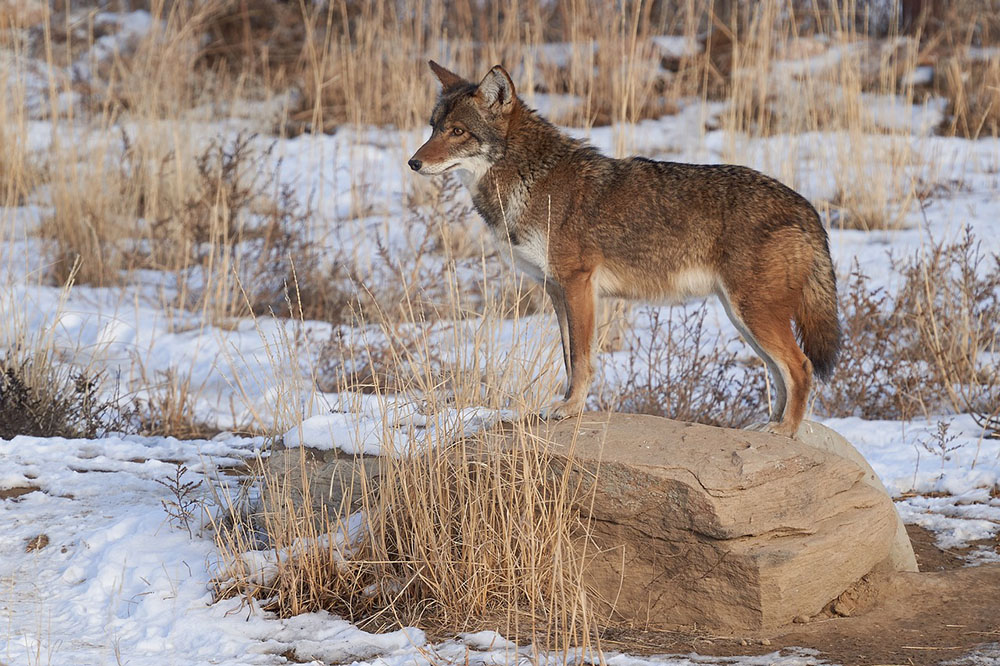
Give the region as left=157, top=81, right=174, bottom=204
left=409, top=61, right=841, bottom=437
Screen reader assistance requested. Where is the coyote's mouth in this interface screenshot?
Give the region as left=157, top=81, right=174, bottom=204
left=420, top=163, right=459, bottom=176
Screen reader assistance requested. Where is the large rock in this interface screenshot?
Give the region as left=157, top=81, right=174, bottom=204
left=265, top=445, right=380, bottom=518
left=527, top=413, right=909, bottom=633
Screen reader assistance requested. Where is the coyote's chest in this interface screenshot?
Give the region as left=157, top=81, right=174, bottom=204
left=471, top=179, right=549, bottom=281
left=488, top=224, right=550, bottom=282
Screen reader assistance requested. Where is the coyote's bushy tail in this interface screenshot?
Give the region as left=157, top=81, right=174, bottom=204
left=795, top=239, right=842, bottom=381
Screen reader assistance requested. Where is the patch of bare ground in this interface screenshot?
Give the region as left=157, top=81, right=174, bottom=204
left=599, top=525, right=1000, bottom=666
left=0, top=485, right=40, bottom=500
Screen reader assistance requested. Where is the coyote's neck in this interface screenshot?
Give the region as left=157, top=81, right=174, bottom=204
left=471, top=103, right=578, bottom=234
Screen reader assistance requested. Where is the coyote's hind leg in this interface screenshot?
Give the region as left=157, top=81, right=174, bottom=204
left=742, top=309, right=813, bottom=437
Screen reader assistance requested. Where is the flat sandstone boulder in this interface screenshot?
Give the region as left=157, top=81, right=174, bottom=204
left=526, top=413, right=912, bottom=633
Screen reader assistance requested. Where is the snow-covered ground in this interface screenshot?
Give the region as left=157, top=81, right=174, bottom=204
left=3, top=17, right=1000, bottom=665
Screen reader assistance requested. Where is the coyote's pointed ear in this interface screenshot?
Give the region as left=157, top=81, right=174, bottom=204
left=429, top=60, right=467, bottom=90
left=475, top=65, right=515, bottom=113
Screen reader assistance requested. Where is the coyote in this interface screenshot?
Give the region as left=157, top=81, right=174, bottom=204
left=409, top=61, right=841, bottom=437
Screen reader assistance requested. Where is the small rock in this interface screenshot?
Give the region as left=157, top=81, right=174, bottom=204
left=793, top=614, right=810, bottom=624
left=760, top=638, right=772, bottom=646
left=739, top=639, right=748, bottom=646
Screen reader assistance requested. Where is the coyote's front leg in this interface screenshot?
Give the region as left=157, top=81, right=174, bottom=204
left=545, top=281, right=572, bottom=390
left=544, top=272, right=595, bottom=419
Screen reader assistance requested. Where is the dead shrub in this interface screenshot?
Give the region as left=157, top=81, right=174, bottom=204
left=41, top=129, right=338, bottom=322
left=596, top=305, right=768, bottom=428
left=409, top=177, right=482, bottom=261
left=0, top=350, right=128, bottom=439
left=892, top=227, right=1000, bottom=418
left=815, top=262, right=922, bottom=420
left=151, top=132, right=329, bottom=321
left=304, top=175, right=542, bottom=334
left=407, top=176, right=544, bottom=318
left=818, top=228, right=1000, bottom=422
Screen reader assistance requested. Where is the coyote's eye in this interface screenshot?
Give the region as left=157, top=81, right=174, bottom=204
left=451, top=127, right=465, bottom=136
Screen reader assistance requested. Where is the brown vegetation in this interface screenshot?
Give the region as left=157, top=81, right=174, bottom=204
left=0, top=348, right=126, bottom=439
left=817, top=228, right=1000, bottom=423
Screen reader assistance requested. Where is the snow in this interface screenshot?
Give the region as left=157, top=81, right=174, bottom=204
left=821, top=416, right=1000, bottom=497
left=279, top=398, right=515, bottom=454
left=897, top=492, right=1000, bottom=562
left=3, top=18, right=1000, bottom=666
left=902, top=65, right=935, bottom=87
left=651, top=35, right=700, bottom=59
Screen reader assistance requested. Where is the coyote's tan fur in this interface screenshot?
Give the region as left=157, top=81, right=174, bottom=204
left=409, top=62, right=841, bottom=436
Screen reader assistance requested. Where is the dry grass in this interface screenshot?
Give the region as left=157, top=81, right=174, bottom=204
left=131, top=365, right=219, bottom=440
left=893, top=228, right=1000, bottom=419
left=211, top=273, right=595, bottom=647
left=12, top=0, right=997, bottom=299
left=0, top=348, right=126, bottom=439
left=0, top=269, right=130, bottom=439
left=935, top=55, right=1000, bottom=139
left=282, top=0, right=684, bottom=133
left=214, top=425, right=596, bottom=649
left=38, top=128, right=342, bottom=323
left=816, top=261, right=919, bottom=420
left=921, top=1, right=1000, bottom=138
left=12, top=0, right=1000, bottom=134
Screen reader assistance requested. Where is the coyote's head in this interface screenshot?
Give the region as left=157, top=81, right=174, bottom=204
left=408, top=61, right=516, bottom=185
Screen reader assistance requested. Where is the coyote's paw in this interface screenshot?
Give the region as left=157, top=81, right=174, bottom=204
left=744, top=421, right=798, bottom=438
left=539, top=398, right=584, bottom=421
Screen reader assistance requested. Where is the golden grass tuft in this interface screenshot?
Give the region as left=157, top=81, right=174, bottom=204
left=211, top=271, right=599, bottom=649
left=215, top=426, right=595, bottom=647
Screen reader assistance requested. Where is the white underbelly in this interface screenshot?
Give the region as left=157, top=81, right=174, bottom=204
left=595, top=264, right=718, bottom=302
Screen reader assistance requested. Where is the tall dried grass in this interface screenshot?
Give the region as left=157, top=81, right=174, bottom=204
left=10, top=0, right=996, bottom=306
left=211, top=269, right=600, bottom=648
left=215, top=424, right=597, bottom=648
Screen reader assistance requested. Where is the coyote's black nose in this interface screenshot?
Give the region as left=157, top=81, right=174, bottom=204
left=408, top=159, right=422, bottom=171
